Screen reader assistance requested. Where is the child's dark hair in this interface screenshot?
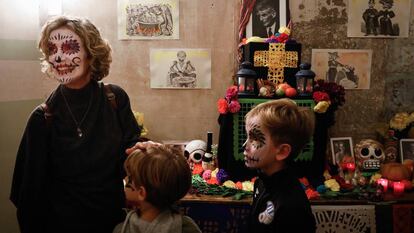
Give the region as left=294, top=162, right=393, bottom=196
left=245, top=98, right=315, bottom=162
left=124, top=145, right=191, bottom=210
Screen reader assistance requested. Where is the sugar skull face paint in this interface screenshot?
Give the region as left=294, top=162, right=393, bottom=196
left=243, top=116, right=278, bottom=171
left=48, top=28, right=89, bottom=85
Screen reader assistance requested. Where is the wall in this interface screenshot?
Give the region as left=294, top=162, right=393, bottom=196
left=1, top=0, right=413, bottom=232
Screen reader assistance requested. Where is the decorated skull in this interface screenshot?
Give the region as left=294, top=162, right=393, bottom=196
left=184, top=140, right=206, bottom=171
left=354, top=139, right=385, bottom=172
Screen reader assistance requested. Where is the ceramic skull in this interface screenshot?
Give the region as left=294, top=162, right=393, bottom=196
left=354, top=139, right=385, bottom=172
left=184, top=140, right=206, bottom=171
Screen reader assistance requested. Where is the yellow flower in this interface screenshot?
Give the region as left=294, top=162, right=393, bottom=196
left=278, top=26, right=291, bottom=35
left=133, top=111, right=148, bottom=136
left=390, top=112, right=411, bottom=130
left=324, top=179, right=340, bottom=192
left=242, top=181, right=254, bottom=192
left=223, top=180, right=236, bottom=189
left=314, top=101, right=330, bottom=113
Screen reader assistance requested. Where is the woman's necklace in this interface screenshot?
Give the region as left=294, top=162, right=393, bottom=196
left=60, top=86, right=93, bottom=138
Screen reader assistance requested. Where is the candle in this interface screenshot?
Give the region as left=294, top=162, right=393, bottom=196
left=346, top=163, right=356, bottom=172
left=393, top=181, right=405, bottom=196
left=377, top=178, right=389, bottom=192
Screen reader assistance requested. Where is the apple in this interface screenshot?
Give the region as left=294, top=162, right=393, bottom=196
left=277, top=83, right=291, bottom=91
left=275, top=88, right=285, bottom=96
left=285, top=87, right=297, bottom=97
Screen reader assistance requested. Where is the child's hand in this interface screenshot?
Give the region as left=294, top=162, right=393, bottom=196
left=126, top=141, right=162, bottom=155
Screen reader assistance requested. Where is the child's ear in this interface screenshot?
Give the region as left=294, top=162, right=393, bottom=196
left=275, top=144, right=291, bottom=161
left=136, top=186, right=147, bottom=201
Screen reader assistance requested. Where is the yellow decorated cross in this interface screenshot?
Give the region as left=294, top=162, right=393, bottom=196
left=253, top=43, right=298, bottom=84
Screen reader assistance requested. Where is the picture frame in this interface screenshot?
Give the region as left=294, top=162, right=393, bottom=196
left=399, top=139, right=414, bottom=162
left=311, top=49, right=372, bottom=89
left=245, top=0, right=290, bottom=38
left=330, top=137, right=354, bottom=165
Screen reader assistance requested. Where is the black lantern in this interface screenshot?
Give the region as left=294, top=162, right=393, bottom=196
left=295, top=63, right=315, bottom=97
left=237, top=61, right=257, bottom=97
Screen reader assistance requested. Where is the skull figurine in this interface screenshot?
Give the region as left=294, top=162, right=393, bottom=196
left=184, top=140, right=206, bottom=171
left=354, top=139, right=385, bottom=172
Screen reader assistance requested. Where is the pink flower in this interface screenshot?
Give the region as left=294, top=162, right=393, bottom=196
left=226, top=86, right=238, bottom=100
left=228, top=100, right=241, bottom=113
left=217, top=98, right=228, bottom=114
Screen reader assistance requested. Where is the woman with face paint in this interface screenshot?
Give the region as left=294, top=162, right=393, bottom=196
left=10, top=16, right=141, bottom=233
left=244, top=98, right=316, bottom=233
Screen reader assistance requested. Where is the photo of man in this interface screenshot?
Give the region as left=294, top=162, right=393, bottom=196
left=250, top=0, right=290, bottom=38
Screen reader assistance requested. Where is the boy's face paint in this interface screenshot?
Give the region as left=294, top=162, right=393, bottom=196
left=243, top=116, right=278, bottom=170
left=48, top=27, right=89, bottom=85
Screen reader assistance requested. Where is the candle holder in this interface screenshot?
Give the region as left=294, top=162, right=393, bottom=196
left=393, top=181, right=405, bottom=196
left=237, top=61, right=257, bottom=97
left=377, top=178, right=389, bottom=192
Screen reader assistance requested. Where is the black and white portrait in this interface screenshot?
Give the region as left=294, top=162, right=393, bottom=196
left=246, top=0, right=290, bottom=38
left=348, top=0, right=411, bottom=38
left=330, top=137, right=354, bottom=165
left=400, top=139, right=414, bottom=162
left=118, top=0, right=179, bottom=40
left=384, top=77, right=414, bottom=120
left=150, top=48, right=211, bottom=89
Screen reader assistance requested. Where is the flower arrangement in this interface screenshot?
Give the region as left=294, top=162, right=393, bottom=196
left=217, top=85, right=241, bottom=114
left=133, top=111, right=148, bottom=136
left=312, top=80, right=345, bottom=113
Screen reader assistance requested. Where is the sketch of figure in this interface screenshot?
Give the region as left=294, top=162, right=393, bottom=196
left=362, top=0, right=379, bottom=36
left=126, top=4, right=174, bottom=37
left=326, top=52, right=358, bottom=88
left=378, top=0, right=397, bottom=35
left=167, top=51, right=197, bottom=88
left=326, top=52, right=341, bottom=83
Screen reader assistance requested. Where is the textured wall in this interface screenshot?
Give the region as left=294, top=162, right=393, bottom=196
left=291, top=0, right=414, bottom=145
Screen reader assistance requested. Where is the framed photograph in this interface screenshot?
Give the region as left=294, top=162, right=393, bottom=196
left=150, top=48, right=211, bottom=89
left=347, top=0, right=411, bottom=38
left=400, top=139, right=414, bottom=162
left=311, top=49, right=372, bottom=89
left=330, top=137, right=354, bottom=165
left=245, top=0, right=290, bottom=38
left=117, top=0, right=179, bottom=40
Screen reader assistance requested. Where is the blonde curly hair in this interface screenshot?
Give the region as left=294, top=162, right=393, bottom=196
left=38, top=15, right=112, bottom=81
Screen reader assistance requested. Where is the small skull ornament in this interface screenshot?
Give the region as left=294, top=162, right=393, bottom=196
left=354, top=139, right=385, bottom=172
left=184, top=140, right=206, bottom=171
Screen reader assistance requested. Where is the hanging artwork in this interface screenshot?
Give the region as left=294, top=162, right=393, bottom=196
left=347, top=0, right=411, bottom=38
left=117, top=0, right=179, bottom=40
left=311, top=49, right=372, bottom=89
left=245, top=0, right=290, bottom=38
left=150, top=49, right=211, bottom=89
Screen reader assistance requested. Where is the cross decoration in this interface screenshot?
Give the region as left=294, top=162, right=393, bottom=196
left=253, top=43, right=298, bottom=84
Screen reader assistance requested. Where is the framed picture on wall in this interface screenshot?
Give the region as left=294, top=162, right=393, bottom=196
left=311, top=49, right=372, bottom=89
left=245, top=0, right=290, bottom=38
left=347, top=0, right=411, bottom=38
left=400, top=139, right=414, bottom=162
left=150, top=48, right=211, bottom=89
left=330, top=137, right=354, bottom=165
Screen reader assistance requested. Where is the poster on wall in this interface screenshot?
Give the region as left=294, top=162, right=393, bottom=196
left=245, top=0, right=290, bottom=38
left=150, top=48, right=211, bottom=89
left=117, top=0, right=179, bottom=40
left=347, top=0, right=411, bottom=38
left=311, top=49, right=372, bottom=89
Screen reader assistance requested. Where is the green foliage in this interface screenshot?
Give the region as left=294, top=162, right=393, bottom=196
left=191, top=175, right=252, bottom=200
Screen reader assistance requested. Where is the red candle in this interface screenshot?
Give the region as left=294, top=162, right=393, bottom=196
left=377, top=178, right=389, bottom=192
left=393, top=182, right=405, bottom=196
left=346, top=163, right=356, bottom=172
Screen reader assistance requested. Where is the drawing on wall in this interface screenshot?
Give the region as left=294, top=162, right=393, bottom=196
left=383, top=75, right=414, bottom=120
left=245, top=0, right=290, bottom=38
left=118, top=0, right=179, bottom=40
left=150, top=49, right=211, bottom=89
left=348, top=0, right=411, bottom=38
left=311, top=49, right=372, bottom=89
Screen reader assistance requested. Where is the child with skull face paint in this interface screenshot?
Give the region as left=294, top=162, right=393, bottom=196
left=10, top=16, right=141, bottom=233
left=244, top=98, right=316, bottom=233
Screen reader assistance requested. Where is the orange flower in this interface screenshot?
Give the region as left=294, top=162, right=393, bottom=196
left=217, top=98, right=228, bottom=114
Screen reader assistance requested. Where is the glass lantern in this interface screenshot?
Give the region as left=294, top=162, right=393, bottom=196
left=237, top=61, right=257, bottom=97
left=295, top=63, right=315, bottom=97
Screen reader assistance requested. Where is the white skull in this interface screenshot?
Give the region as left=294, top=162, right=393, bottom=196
left=184, top=140, right=206, bottom=171
left=354, top=139, right=385, bottom=171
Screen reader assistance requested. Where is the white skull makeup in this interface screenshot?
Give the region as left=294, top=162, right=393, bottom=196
left=243, top=116, right=279, bottom=173
left=48, top=28, right=89, bottom=85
